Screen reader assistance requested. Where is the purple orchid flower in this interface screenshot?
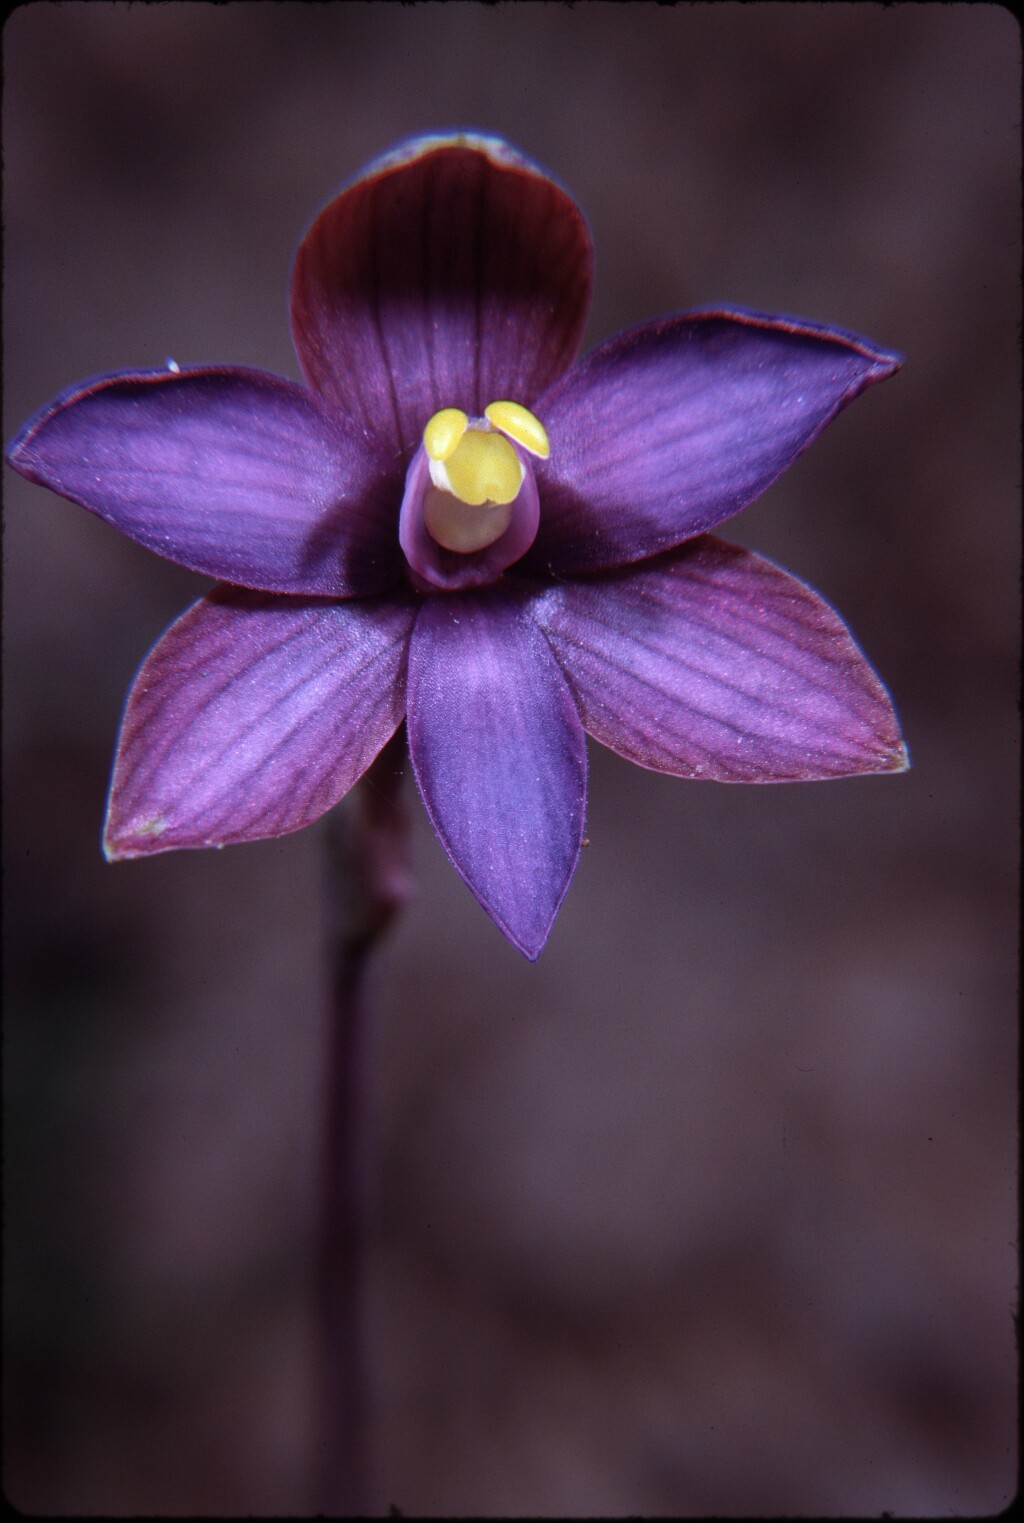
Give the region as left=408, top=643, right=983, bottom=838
left=6, top=132, right=907, bottom=959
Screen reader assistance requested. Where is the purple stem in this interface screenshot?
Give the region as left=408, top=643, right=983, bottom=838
left=315, top=729, right=412, bottom=1515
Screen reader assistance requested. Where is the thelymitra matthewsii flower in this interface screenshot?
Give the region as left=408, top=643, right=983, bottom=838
left=7, top=132, right=907, bottom=957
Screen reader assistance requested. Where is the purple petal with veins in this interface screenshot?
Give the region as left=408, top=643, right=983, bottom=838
left=530, top=536, right=908, bottom=782
left=526, top=309, right=902, bottom=576
left=407, top=590, right=587, bottom=958
left=290, top=132, right=593, bottom=457
left=105, top=587, right=415, bottom=859
left=8, top=367, right=405, bottom=596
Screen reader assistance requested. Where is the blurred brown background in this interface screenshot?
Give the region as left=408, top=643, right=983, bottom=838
left=2, top=2, right=1018, bottom=1515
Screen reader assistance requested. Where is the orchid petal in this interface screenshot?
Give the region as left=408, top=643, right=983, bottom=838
left=407, top=590, right=587, bottom=958
left=7, top=367, right=405, bottom=596
left=531, top=537, right=908, bottom=781
left=104, top=587, right=415, bottom=858
left=290, top=132, right=593, bottom=458
left=526, top=309, right=902, bottom=575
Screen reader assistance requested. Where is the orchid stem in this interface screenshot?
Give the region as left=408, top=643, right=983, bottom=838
left=316, top=730, right=411, bottom=1516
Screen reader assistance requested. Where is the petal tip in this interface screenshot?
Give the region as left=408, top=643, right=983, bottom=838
left=438, top=832, right=567, bottom=961
left=493, top=908, right=552, bottom=962
left=5, top=421, right=42, bottom=480
left=853, top=732, right=910, bottom=779
left=867, top=346, right=904, bottom=383
left=888, top=738, right=912, bottom=773
left=357, top=128, right=559, bottom=189
left=103, top=812, right=171, bottom=862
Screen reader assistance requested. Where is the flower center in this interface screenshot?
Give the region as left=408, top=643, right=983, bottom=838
left=421, top=401, right=549, bottom=553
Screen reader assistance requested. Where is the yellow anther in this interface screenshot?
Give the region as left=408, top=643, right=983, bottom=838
left=444, top=429, right=523, bottom=506
left=423, top=407, right=468, bottom=462
left=484, top=400, right=550, bottom=459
